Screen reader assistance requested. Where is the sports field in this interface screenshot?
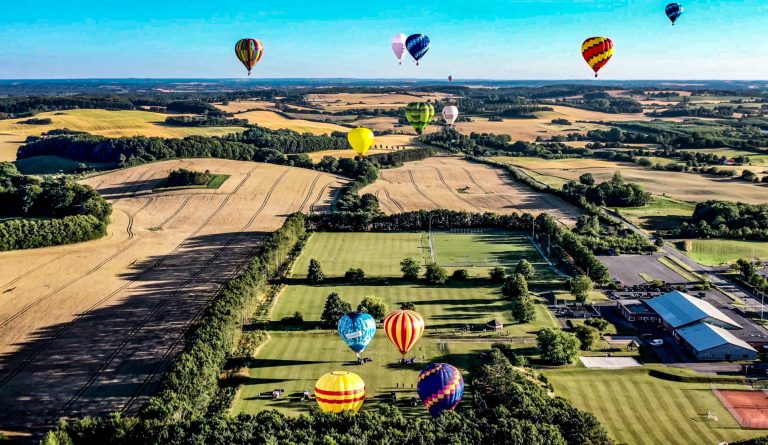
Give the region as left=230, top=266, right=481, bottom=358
left=619, top=197, right=696, bottom=233
left=234, top=231, right=559, bottom=416
left=545, top=367, right=766, bottom=445
left=680, top=239, right=768, bottom=266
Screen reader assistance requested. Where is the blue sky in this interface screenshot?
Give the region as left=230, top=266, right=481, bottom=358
left=1, top=0, right=766, bottom=79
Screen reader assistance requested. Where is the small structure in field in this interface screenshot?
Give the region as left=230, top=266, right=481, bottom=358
left=487, top=319, right=503, bottom=331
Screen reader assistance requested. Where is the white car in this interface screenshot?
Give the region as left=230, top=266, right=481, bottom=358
left=649, top=339, right=664, bottom=346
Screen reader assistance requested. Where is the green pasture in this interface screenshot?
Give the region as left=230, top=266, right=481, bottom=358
left=545, top=367, right=766, bottom=445
left=618, top=196, right=695, bottom=233
left=234, top=231, right=560, bottom=416
left=680, top=239, right=768, bottom=266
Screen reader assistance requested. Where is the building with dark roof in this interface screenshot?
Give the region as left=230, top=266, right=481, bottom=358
left=617, top=299, right=659, bottom=323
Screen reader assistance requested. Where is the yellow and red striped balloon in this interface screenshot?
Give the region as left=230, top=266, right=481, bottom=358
left=383, top=310, right=425, bottom=356
left=581, top=37, right=614, bottom=77
left=314, top=371, right=366, bottom=413
left=235, top=38, right=264, bottom=76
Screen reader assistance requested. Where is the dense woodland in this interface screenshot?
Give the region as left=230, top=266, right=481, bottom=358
left=0, top=163, right=111, bottom=250
left=661, top=201, right=768, bottom=241
left=164, top=115, right=249, bottom=127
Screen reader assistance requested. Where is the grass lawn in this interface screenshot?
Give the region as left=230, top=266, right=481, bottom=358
left=153, top=174, right=230, bottom=192
left=618, top=196, right=695, bottom=233
left=545, top=367, right=766, bottom=445
left=681, top=239, right=768, bottom=266
left=234, top=231, right=560, bottom=417
left=15, top=155, right=116, bottom=175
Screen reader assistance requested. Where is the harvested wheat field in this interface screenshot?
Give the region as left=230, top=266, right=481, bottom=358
left=0, top=159, right=346, bottom=433
left=0, top=134, right=24, bottom=162
left=497, top=156, right=768, bottom=205
left=304, top=92, right=451, bottom=112
left=361, top=156, right=581, bottom=224
left=234, top=110, right=348, bottom=135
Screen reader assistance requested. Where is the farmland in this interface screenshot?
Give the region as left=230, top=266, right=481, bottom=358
left=233, top=230, right=558, bottom=416
left=230, top=110, right=349, bottom=135
left=361, top=156, right=582, bottom=224
left=546, top=367, right=765, bottom=445
left=679, top=239, right=768, bottom=266
left=0, top=159, right=346, bottom=432
left=494, top=156, right=768, bottom=205
left=303, top=92, right=451, bottom=112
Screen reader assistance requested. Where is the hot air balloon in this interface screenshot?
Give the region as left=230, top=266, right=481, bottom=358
left=405, top=102, right=435, bottom=135
left=665, top=3, right=683, bottom=25
left=235, top=38, right=264, bottom=76
left=417, top=363, right=464, bottom=418
left=406, top=34, right=430, bottom=65
left=314, top=371, right=366, bottom=413
left=581, top=37, right=614, bottom=78
left=383, top=310, right=424, bottom=356
left=448, top=75, right=453, bottom=82
left=338, top=312, right=376, bottom=357
left=392, top=34, right=407, bottom=65
left=348, top=128, right=374, bottom=156
left=442, top=105, right=459, bottom=127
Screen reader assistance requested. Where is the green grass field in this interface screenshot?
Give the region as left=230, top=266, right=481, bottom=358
left=153, top=174, right=230, bottom=192
left=15, top=155, right=116, bottom=175
left=619, top=196, right=695, bottom=233
left=545, top=367, right=766, bottom=445
left=234, top=231, right=559, bottom=416
left=681, top=239, right=768, bottom=266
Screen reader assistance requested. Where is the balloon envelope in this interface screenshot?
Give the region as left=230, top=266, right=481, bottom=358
left=391, top=34, right=407, bottom=64
left=405, top=102, right=435, bottom=135
left=405, top=34, right=430, bottom=65
left=338, top=312, right=376, bottom=354
left=665, top=3, right=683, bottom=25
left=314, top=371, right=366, bottom=413
left=448, top=75, right=453, bottom=82
left=417, top=363, right=464, bottom=417
left=235, top=38, right=264, bottom=75
left=581, top=37, right=614, bottom=77
left=348, top=128, right=374, bottom=156
left=442, top=105, right=459, bottom=126
left=383, top=310, right=425, bottom=356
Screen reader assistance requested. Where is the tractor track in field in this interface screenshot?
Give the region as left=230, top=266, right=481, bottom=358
left=1, top=256, right=63, bottom=290
left=429, top=166, right=481, bottom=212
left=298, top=173, right=323, bottom=214
left=52, top=169, right=287, bottom=419
left=155, top=196, right=193, bottom=230
left=374, top=189, right=397, bottom=214
left=382, top=188, right=405, bottom=213
left=408, top=170, right=442, bottom=210
left=309, top=182, right=331, bottom=215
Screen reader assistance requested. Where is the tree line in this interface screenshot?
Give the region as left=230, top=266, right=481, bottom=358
left=44, top=345, right=611, bottom=445
left=660, top=200, right=768, bottom=241
left=164, top=115, right=249, bottom=127
left=0, top=162, right=111, bottom=251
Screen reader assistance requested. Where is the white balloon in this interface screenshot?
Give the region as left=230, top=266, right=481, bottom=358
left=391, top=34, right=406, bottom=65
left=442, top=105, right=459, bottom=126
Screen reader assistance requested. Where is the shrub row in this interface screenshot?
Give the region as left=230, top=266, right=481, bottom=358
left=0, top=215, right=107, bottom=251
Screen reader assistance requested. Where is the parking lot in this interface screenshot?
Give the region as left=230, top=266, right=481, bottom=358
left=600, top=253, right=691, bottom=287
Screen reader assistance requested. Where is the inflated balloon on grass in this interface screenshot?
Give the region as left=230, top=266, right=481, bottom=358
left=417, top=363, right=464, bottom=417
left=314, top=371, right=366, bottom=413
left=348, top=128, right=374, bottom=156
left=338, top=312, right=376, bottom=357
left=383, top=310, right=425, bottom=356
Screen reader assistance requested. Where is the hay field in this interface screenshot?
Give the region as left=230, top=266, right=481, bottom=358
left=234, top=110, right=348, bottom=135
left=304, top=92, right=451, bottom=112
left=214, top=100, right=280, bottom=113
left=361, top=156, right=582, bottom=225
left=681, top=239, right=768, bottom=266
left=0, top=134, right=25, bottom=162
left=0, top=159, right=346, bottom=432
left=0, top=109, right=246, bottom=139
left=495, top=156, right=768, bottom=205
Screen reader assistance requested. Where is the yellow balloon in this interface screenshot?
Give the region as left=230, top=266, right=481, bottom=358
left=347, top=128, right=374, bottom=156
left=314, top=371, right=366, bottom=413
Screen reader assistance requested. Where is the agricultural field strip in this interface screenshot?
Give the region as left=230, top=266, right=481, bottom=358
left=0, top=167, right=258, bottom=387
left=50, top=167, right=291, bottom=418
left=408, top=169, right=443, bottom=209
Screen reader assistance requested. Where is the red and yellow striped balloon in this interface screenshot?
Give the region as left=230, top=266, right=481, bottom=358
left=314, top=371, right=366, bottom=413
left=235, top=38, right=264, bottom=76
left=581, top=37, right=614, bottom=77
left=383, top=310, right=425, bottom=356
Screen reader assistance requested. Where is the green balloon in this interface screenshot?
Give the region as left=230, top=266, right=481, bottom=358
left=405, top=102, right=435, bottom=135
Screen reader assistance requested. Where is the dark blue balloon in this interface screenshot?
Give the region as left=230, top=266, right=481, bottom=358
left=665, top=3, right=683, bottom=25
left=337, top=312, right=376, bottom=354
left=406, top=34, right=430, bottom=65
left=417, top=363, right=464, bottom=417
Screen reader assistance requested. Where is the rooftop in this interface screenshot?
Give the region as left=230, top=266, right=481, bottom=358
left=646, top=290, right=741, bottom=330
left=676, top=322, right=757, bottom=353
left=617, top=299, right=654, bottom=314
